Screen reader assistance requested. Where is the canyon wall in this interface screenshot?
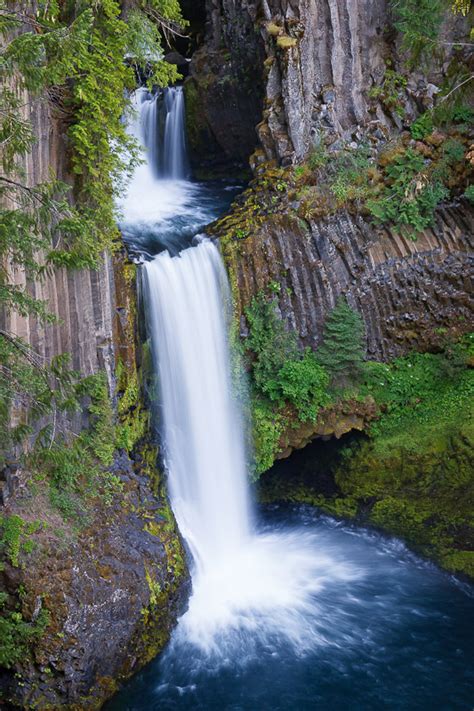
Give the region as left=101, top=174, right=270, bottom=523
left=1, top=65, right=188, bottom=711
left=222, top=200, right=474, bottom=360
left=1, top=92, right=116, bottom=398
left=188, top=0, right=468, bottom=167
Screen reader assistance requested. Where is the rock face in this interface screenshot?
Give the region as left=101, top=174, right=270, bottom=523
left=1, top=450, right=189, bottom=709
left=185, top=0, right=265, bottom=170
left=222, top=201, right=474, bottom=360
left=1, top=92, right=116, bottom=399
left=187, top=0, right=468, bottom=167
left=257, top=0, right=389, bottom=163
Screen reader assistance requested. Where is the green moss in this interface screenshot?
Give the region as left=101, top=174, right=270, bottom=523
left=0, top=594, right=50, bottom=669
left=258, top=339, right=474, bottom=578
left=0, top=515, right=42, bottom=568
left=251, top=395, right=286, bottom=478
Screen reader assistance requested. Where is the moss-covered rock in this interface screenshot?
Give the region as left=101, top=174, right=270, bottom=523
left=259, top=417, right=474, bottom=579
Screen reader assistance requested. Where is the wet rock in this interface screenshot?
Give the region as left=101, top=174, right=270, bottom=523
left=219, top=201, right=474, bottom=361
left=2, top=449, right=190, bottom=710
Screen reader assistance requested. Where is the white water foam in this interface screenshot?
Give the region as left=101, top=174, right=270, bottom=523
left=127, top=85, right=361, bottom=664
left=144, top=241, right=360, bottom=658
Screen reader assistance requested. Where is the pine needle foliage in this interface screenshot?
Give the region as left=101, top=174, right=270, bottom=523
left=316, top=297, right=366, bottom=388
left=0, top=0, right=187, bottom=455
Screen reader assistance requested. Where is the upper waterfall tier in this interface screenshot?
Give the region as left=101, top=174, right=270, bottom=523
left=134, top=86, right=189, bottom=180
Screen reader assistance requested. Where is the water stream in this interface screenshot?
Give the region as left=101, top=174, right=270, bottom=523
left=109, top=87, right=474, bottom=710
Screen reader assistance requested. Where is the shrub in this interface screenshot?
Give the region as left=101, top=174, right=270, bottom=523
left=367, top=148, right=449, bottom=235
left=267, top=351, right=330, bottom=421
left=0, top=592, right=50, bottom=668
left=316, top=297, right=366, bottom=388
left=410, top=112, right=433, bottom=139
left=245, top=293, right=331, bottom=421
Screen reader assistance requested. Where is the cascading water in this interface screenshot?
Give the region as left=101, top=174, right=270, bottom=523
left=108, top=86, right=474, bottom=710
left=119, top=87, right=237, bottom=257
left=133, top=86, right=189, bottom=179
left=143, top=242, right=252, bottom=572
left=143, top=239, right=357, bottom=652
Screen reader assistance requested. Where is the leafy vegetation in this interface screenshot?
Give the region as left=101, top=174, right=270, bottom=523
left=315, top=297, right=366, bottom=388
left=367, top=148, right=449, bottom=235
left=244, top=293, right=330, bottom=422
left=390, top=0, right=447, bottom=66
left=0, top=514, right=42, bottom=568
left=258, top=337, right=474, bottom=577
left=360, top=334, right=473, bottom=446
left=0, top=0, right=186, bottom=459
left=368, top=68, right=407, bottom=116
left=28, top=372, right=126, bottom=519
left=244, top=293, right=370, bottom=475
left=0, top=591, right=50, bottom=669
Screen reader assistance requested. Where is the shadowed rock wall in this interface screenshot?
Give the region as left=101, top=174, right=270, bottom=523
left=1, top=91, right=116, bottom=403
left=223, top=201, right=474, bottom=360
left=184, top=0, right=265, bottom=170
left=187, top=0, right=468, bottom=169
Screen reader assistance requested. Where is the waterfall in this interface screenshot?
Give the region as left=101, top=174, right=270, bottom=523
left=142, top=242, right=357, bottom=653
left=163, top=87, right=188, bottom=179
left=143, top=241, right=252, bottom=573
left=123, top=82, right=357, bottom=657
left=130, top=86, right=189, bottom=180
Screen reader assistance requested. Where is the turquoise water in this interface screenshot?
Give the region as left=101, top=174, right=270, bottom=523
left=107, top=506, right=474, bottom=711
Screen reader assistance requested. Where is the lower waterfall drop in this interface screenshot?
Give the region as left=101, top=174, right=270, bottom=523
left=143, top=239, right=358, bottom=653
left=107, top=84, right=474, bottom=711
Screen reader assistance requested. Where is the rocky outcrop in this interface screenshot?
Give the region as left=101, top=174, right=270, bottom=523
left=187, top=0, right=469, bottom=168
left=1, top=449, right=189, bottom=709
left=260, top=416, right=474, bottom=579
left=220, top=200, right=474, bottom=360
left=184, top=0, right=265, bottom=171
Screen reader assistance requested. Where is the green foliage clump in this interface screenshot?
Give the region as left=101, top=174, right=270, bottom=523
left=465, top=184, right=474, bottom=203
left=410, top=112, right=434, bottom=139
left=30, top=372, right=124, bottom=519
left=308, top=144, right=330, bottom=170
left=390, top=0, right=446, bottom=65
left=275, top=353, right=330, bottom=421
left=245, top=293, right=298, bottom=394
left=367, top=148, right=449, bottom=236
left=0, top=515, right=42, bottom=568
left=0, top=592, right=50, bottom=669
left=245, top=293, right=330, bottom=421
left=316, top=297, right=366, bottom=388
left=328, top=146, right=373, bottom=205
left=0, top=340, right=79, bottom=467
left=368, top=69, right=408, bottom=116
left=361, top=336, right=474, bottom=445
left=304, top=144, right=374, bottom=208
left=250, top=395, right=285, bottom=478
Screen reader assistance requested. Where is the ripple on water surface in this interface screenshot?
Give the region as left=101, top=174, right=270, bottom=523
left=106, top=505, right=474, bottom=711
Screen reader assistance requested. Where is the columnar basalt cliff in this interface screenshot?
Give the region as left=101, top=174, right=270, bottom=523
left=221, top=201, right=474, bottom=360
left=1, top=51, right=188, bottom=711
left=1, top=90, right=116, bottom=396
left=188, top=0, right=469, bottom=166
